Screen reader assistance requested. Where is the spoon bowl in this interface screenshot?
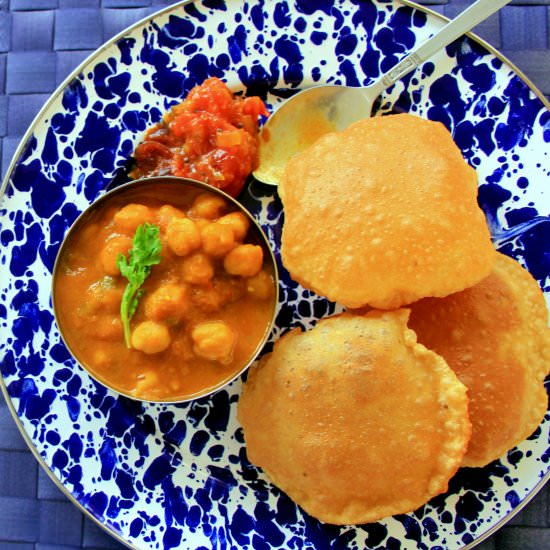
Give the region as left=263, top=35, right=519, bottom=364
left=254, top=86, right=378, bottom=186
left=253, top=0, right=511, bottom=187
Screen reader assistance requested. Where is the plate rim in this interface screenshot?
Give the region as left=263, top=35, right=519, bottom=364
left=1, top=0, right=549, bottom=548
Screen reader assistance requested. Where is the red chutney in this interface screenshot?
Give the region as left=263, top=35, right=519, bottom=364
left=131, top=78, right=269, bottom=197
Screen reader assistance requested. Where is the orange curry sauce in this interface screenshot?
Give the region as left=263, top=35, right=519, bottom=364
left=131, top=78, right=269, bottom=197
left=54, top=181, right=277, bottom=402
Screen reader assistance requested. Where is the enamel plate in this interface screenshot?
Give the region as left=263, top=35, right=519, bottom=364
left=1, top=1, right=549, bottom=548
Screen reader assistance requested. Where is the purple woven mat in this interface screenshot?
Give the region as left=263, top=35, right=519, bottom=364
left=0, top=1, right=549, bottom=549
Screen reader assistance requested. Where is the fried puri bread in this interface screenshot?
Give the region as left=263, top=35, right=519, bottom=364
left=279, top=113, right=496, bottom=309
left=408, top=252, right=550, bottom=467
left=238, top=310, right=471, bottom=525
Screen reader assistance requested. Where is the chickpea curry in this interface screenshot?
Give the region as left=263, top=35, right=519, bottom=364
left=53, top=178, right=277, bottom=402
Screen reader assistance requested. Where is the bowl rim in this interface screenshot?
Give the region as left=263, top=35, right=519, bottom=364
left=51, top=175, right=280, bottom=404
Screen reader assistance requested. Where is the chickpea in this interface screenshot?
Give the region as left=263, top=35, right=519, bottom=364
left=181, top=252, right=214, bottom=285
left=191, top=321, right=236, bottom=364
left=223, top=244, right=263, bottom=277
left=133, top=370, right=160, bottom=394
left=217, top=212, right=250, bottom=241
left=90, top=315, right=123, bottom=341
left=157, top=204, right=185, bottom=231
left=189, top=193, right=227, bottom=219
left=131, top=320, right=171, bottom=354
left=92, top=349, right=111, bottom=369
left=80, top=222, right=100, bottom=243
left=168, top=379, right=181, bottom=393
left=113, top=204, right=155, bottom=233
left=166, top=217, right=201, bottom=257
left=194, top=218, right=210, bottom=232
left=85, top=278, right=123, bottom=314
left=99, top=235, right=132, bottom=276
left=200, top=222, right=236, bottom=257
left=144, top=283, right=189, bottom=323
left=246, top=270, right=275, bottom=300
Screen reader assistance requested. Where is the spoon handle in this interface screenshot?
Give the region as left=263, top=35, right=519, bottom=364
left=379, top=0, right=510, bottom=90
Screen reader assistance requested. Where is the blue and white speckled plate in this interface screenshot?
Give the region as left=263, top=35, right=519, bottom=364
left=1, top=1, right=549, bottom=548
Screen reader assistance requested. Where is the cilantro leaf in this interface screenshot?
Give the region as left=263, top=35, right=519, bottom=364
left=117, top=223, right=162, bottom=348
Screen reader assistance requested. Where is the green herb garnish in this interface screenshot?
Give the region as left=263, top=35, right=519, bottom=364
left=117, top=223, right=162, bottom=348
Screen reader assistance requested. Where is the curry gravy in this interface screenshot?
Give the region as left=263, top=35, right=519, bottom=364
left=53, top=179, right=277, bottom=402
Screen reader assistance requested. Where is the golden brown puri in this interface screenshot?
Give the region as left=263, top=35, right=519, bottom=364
left=408, top=252, right=550, bottom=468
left=238, top=310, right=471, bottom=525
left=278, top=113, right=496, bottom=309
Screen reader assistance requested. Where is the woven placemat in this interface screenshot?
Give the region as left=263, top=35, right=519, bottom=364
left=0, top=1, right=548, bottom=548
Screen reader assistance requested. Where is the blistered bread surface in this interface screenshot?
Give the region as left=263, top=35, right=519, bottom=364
left=279, top=113, right=496, bottom=309
left=409, top=252, right=550, bottom=467
left=238, top=310, right=471, bottom=524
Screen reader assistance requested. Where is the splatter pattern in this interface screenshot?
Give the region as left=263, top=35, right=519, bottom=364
left=1, top=1, right=549, bottom=548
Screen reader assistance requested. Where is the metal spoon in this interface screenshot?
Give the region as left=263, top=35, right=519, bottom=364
left=253, top=0, right=510, bottom=187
